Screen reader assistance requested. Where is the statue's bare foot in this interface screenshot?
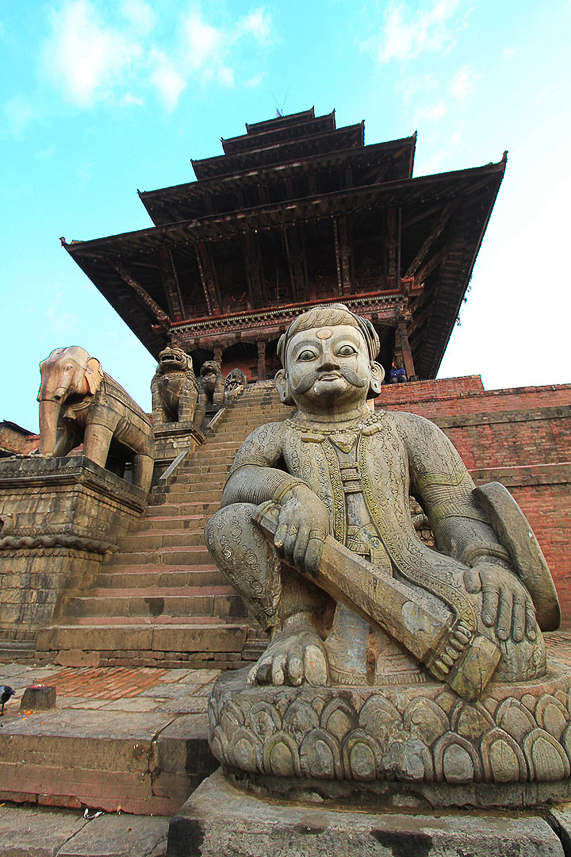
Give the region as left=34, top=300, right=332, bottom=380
left=248, top=615, right=329, bottom=687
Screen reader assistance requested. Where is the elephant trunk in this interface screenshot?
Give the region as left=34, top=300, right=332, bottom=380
left=39, top=398, right=61, bottom=456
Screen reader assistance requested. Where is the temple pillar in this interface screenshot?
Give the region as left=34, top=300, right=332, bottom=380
left=257, top=339, right=267, bottom=382
left=397, top=314, right=416, bottom=380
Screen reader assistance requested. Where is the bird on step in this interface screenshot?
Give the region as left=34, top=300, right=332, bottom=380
left=1, top=685, right=15, bottom=716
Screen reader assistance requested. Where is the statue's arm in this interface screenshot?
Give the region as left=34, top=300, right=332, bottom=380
left=405, top=414, right=537, bottom=642
left=405, top=415, right=508, bottom=566
left=220, top=422, right=328, bottom=574
left=220, top=423, right=292, bottom=507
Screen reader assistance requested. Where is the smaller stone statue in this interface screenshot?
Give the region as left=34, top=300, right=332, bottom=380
left=224, top=368, right=247, bottom=404
left=37, top=346, right=154, bottom=492
left=151, top=346, right=199, bottom=425
left=194, top=361, right=225, bottom=427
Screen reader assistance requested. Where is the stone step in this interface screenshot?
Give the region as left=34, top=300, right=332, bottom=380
left=106, top=545, right=212, bottom=567
left=132, top=514, right=209, bottom=532
left=120, top=530, right=206, bottom=550
left=36, top=623, right=248, bottom=657
left=93, top=566, right=226, bottom=589
left=145, top=502, right=219, bottom=517
left=64, top=590, right=246, bottom=621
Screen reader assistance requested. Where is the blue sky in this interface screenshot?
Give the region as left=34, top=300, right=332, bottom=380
left=1, top=0, right=570, bottom=432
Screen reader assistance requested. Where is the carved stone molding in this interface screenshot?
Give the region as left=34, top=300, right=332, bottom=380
left=209, top=662, right=571, bottom=807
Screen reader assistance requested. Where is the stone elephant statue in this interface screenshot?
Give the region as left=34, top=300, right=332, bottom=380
left=37, top=346, right=154, bottom=493
left=151, top=346, right=199, bottom=425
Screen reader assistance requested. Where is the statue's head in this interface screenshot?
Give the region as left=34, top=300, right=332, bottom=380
left=158, top=346, right=192, bottom=373
left=201, top=361, right=220, bottom=377
left=275, top=304, right=384, bottom=410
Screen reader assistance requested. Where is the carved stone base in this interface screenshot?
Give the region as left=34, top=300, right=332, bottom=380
left=209, top=659, right=571, bottom=808
left=0, top=456, right=147, bottom=640
left=152, top=421, right=204, bottom=478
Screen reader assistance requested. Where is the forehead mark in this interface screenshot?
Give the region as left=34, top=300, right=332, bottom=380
left=316, top=328, right=333, bottom=340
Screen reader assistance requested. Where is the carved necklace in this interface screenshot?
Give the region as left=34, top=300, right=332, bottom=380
left=284, top=410, right=382, bottom=437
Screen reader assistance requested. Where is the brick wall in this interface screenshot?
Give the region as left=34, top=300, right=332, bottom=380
left=0, top=423, right=39, bottom=456
left=376, top=377, right=571, bottom=627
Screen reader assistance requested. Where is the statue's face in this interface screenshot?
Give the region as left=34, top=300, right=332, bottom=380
left=284, top=324, right=372, bottom=413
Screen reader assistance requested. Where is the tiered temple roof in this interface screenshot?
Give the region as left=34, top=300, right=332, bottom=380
left=63, top=106, right=505, bottom=381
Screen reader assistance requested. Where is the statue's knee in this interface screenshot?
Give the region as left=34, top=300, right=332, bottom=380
left=205, top=503, right=259, bottom=565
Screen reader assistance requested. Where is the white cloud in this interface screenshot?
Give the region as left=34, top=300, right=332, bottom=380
left=44, top=0, right=141, bottom=107
left=398, top=72, right=439, bottom=102
left=151, top=50, right=186, bottom=111
left=40, top=3, right=272, bottom=112
left=238, top=9, right=272, bottom=44
left=120, top=92, right=145, bottom=107
left=245, top=72, right=265, bottom=88
left=3, top=94, right=35, bottom=137
left=121, top=0, right=155, bottom=34
left=417, top=101, right=447, bottom=122
left=374, top=0, right=467, bottom=63
left=452, top=66, right=476, bottom=99
left=184, top=12, right=224, bottom=70
left=217, top=66, right=235, bottom=87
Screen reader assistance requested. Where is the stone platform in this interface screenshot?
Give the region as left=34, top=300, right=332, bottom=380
left=168, top=768, right=567, bottom=857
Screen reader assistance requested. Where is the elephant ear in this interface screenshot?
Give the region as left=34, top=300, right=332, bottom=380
left=85, top=358, right=104, bottom=396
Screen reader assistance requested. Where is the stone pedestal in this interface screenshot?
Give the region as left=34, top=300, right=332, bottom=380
left=0, top=455, right=147, bottom=642
left=208, top=663, right=571, bottom=809
left=153, top=422, right=205, bottom=481
left=167, top=768, right=565, bottom=857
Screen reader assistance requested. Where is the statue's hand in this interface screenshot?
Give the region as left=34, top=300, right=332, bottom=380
left=273, top=484, right=329, bottom=576
left=464, top=562, right=537, bottom=643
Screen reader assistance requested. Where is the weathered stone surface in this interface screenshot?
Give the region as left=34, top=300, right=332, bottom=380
left=59, top=814, right=169, bottom=857
left=208, top=664, right=571, bottom=806
left=0, top=804, right=168, bottom=857
left=0, top=456, right=147, bottom=641
left=0, top=804, right=87, bottom=857
left=20, top=684, right=56, bottom=710
left=167, top=769, right=565, bottom=857
left=151, top=347, right=199, bottom=426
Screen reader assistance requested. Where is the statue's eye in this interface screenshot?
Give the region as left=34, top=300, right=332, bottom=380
left=297, top=349, right=317, bottom=361
left=337, top=344, right=357, bottom=357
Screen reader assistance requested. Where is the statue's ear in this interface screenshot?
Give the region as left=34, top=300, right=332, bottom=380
left=85, top=358, right=103, bottom=395
left=274, top=369, right=294, bottom=405
left=368, top=361, right=385, bottom=398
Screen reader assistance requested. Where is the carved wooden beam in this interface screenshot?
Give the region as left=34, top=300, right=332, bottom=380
left=257, top=339, right=267, bottom=382
left=333, top=216, right=351, bottom=296
left=195, top=241, right=221, bottom=315
left=403, top=201, right=457, bottom=281
left=243, top=233, right=266, bottom=307
left=284, top=225, right=306, bottom=303
left=415, top=246, right=448, bottom=288
left=107, top=258, right=171, bottom=330
left=159, top=248, right=184, bottom=320
left=386, top=207, right=398, bottom=291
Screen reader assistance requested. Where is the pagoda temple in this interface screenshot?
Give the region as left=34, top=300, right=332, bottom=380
left=63, top=107, right=505, bottom=383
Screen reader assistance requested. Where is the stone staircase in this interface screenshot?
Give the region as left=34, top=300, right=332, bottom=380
left=35, top=383, right=292, bottom=669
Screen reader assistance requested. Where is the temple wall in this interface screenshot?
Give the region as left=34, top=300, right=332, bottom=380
left=378, top=377, right=571, bottom=625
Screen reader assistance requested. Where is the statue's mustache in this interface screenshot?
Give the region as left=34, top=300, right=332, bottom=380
left=293, top=367, right=368, bottom=394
